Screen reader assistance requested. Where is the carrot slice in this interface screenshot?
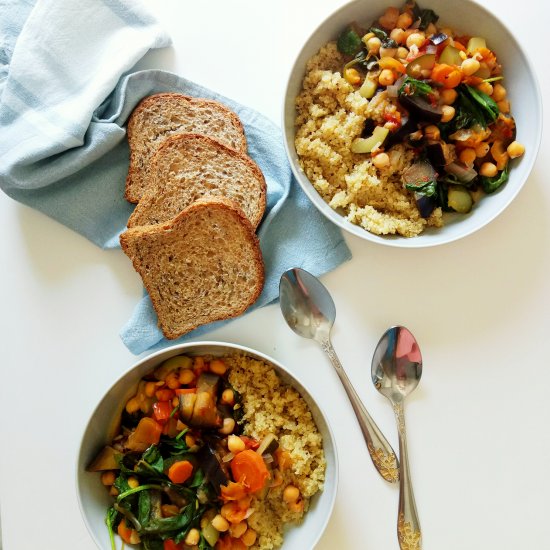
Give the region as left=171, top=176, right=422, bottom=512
left=431, top=63, right=462, bottom=88
left=230, top=449, right=269, bottom=493
left=221, top=481, right=248, bottom=501
left=168, top=459, right=194, bottom=484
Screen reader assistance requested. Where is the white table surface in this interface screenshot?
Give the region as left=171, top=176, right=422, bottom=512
left=1, top=1, right=549, bottom=549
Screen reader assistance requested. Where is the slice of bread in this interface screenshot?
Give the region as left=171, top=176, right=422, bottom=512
left=125, top=93, right=247, bottom=203
left=119, top=197, right=264, bottom=340
left=127, top=133, right=266, bottom=230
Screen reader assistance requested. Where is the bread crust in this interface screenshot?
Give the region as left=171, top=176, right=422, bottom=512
left=120, top=197, right=264, bottom=340
left=127, top=133, right=266, bottom=229
left=125, top=93, right=247, bottom=203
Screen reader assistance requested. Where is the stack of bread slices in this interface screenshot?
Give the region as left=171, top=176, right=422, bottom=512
left=120, top=93, right=266, bottom=340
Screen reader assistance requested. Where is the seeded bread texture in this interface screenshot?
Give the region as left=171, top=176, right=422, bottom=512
left=127, top=133, right=266, bottom=229
left=119, top=197, right=264, bottom=339
left=125, top=93, right=247, bottom=203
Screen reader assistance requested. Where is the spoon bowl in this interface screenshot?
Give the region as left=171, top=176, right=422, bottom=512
left=280, top=268, right=399, bottom=483
left=371, top=325, right=423, bottom=549
left=372, top=326, right=423, bottom=402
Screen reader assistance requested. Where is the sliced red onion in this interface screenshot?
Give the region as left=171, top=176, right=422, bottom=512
left=222, top=452, right=235, bottom=463
left=263, top=453, right=274, bottom=464
left=425, top=44, right=437, bottom=54
left=386, top=85, right=399, bottom=97
left=445, top=162, right=478, bottom=183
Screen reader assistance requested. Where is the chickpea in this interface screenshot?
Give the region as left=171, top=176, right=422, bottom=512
left=507, top=141, right=525, bottom=159
left=228, top=435, right=246, bottom=454
left=379, top=6, right=400, bottom=30
left=479, top=162, right=498, bottom=178
left=144, top=381, right=158, bottom=397
left=165, top=370, right=180, bottom=389
left=185, top=528, right=200, bottom=546
left=212, top=514, right=230, bottom=532
left=241, top=528, right=258, bottom=547
left=492, top=83, right=507, bottom=102
left=372, top=152, right=390, bottom=169
left=344, top=67, right=361, bottom=85
left=179, top=368, right=195, bottom=385
left=283, top=484, right=301, bottom=504
left=461, top=58, right=480, bottom=76
left=127, top=476, right=140, bottom=489
left=459, top=148, right=477, bottom=167
left=477, top=81, right=493, bottom=96
left=220, top=388, right=235, bottom=406
left=378, top=69, right=395, bottom=86
left=366, top=36, right=381, bottom=55
left=390, top=28, right=406, bottom=44
left=475, top=142, right=490, bottom=158
left=209, top=359, right=227, bottom=376
left=440, top=105, right=456, bottom=123
left=125, top=396, right=140, bottom=414
left=440, top=88, right=458, bottom=105
left=423, top=125, right=440, bottom=141
left=397, top=12, right=413, bottom=29
left=229, top=521, right=248, bottom=539
left=396, top=46, right=409, bottom=60
left=109, top=486, right=119, bottom=497
left=380, top=46, right=397, bottom=58
left=101, top=471, right=116, bottom=486
left=406, top=32, right=425, bottom=49
left=219, top=417, right=236, bottom=435
left=497, top=99, right=510, bottom=114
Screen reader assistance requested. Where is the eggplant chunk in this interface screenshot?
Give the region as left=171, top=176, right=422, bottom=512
left=179, top=373, right=223, bottom=428
left=199, top=438, right=230, bottom=493
left=398, top=94, right=442, bottom=123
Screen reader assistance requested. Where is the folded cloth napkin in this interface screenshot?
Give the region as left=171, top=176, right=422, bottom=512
left=1, top=0, right=352, bottom=355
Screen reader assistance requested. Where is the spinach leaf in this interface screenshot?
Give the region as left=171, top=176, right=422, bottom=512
left=138, top=489, right=152, bottom=527
left=463, top=85, right=499, bottom=124
left=140, top=503, right=195, bottom=535
left=142, top=445, right=164, bottom=475
left=443, top=86, right=486, bottom=133
left=141, top=537, right=165, bottom=550
left=369, top=27, right=398, bottom=49
left=399, top=76, right=433, bottom=98
left=349, top=49, right=379, bottom=72
left=337, top=27, right=362, bottom=56
left=114, top=473, right=131, bottom=495
left=411, top=2, right=440, bottom=30
left=481, top=165, right=509, bottom=193
left=105, top=506, right=119, bottom=550
left=189, top=467, right=205, bottom=488
left=160, top=429, right=190, bottom=455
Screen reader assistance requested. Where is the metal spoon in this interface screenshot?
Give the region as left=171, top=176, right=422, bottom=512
left=371, top=326, right=423, bottom=550
left=279, top=267, right=399, bottom=483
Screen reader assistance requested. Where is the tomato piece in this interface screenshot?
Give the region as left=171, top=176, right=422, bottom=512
left=153, top=400, right=173, bottom=423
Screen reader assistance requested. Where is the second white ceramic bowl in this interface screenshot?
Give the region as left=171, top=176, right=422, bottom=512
left=76, top=342, right=338, bottom=550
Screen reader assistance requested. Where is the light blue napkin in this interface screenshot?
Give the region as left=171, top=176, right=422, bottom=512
left=1, top=0, right=351, bottom=355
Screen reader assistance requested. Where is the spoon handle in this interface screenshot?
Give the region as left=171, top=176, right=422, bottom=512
left=321, top=339, right=399, bottom=483
left=393, top=401, right=422, bottom=550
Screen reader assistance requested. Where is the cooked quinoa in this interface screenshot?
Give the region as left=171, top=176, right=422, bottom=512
left=295, top=42, right=443, bottom=237
left=227, top=355, right=326, bottom=550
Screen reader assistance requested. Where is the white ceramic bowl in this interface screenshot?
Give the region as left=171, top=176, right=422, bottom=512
left=283, top=0, right=542, bottom=247
left=77, top=342, right=338, bottom=550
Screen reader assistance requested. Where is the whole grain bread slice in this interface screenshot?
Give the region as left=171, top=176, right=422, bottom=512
left=125, top=93, right=247, bottom=203
left=119, top=197, right=264, bottom=340
left=127, top=133, right=266, bottom=230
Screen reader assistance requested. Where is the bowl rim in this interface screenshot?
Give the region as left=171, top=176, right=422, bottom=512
left=76, top=340, right=339, bottom=550
left=281, top=0, right=543, bottom=248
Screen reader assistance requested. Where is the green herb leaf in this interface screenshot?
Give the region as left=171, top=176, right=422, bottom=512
left=399, top=76, right=433, bottom=98
left=189, top=468, right=205, bottom=488
left=481, top=165, right=509, bottom=193
left=140, top=503, right=195, bottom=535
left=337, top=27, right=362, bottom=56
left=141, top=445, right=164, bottom=475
